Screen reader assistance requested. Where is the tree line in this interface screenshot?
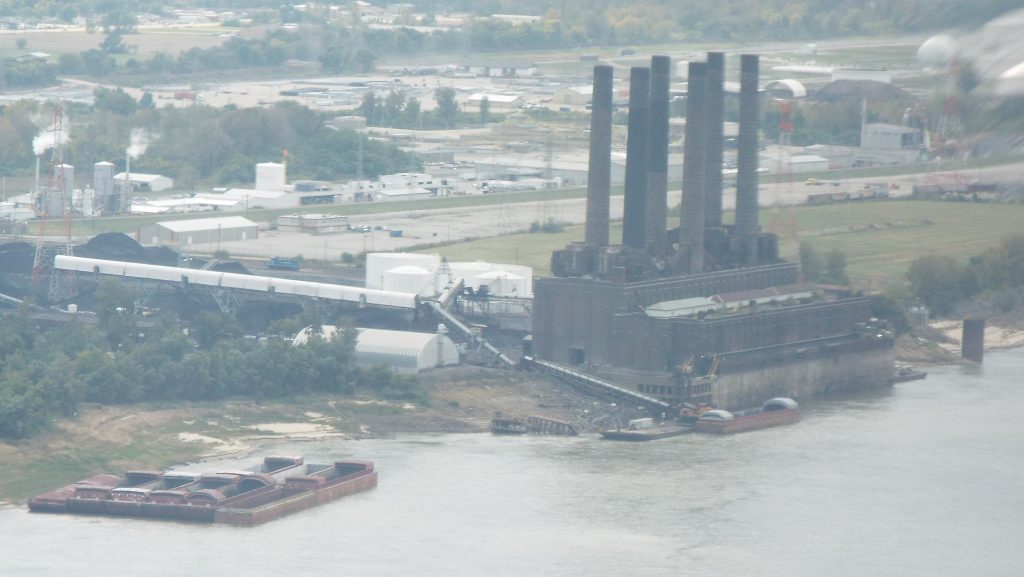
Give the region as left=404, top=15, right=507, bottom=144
left=0, top=280, right=422, bottom=440
left=905, top=236, right=1024, bottom=316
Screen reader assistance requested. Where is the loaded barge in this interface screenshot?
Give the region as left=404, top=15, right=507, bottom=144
left=694, top=397, right=800, bottom=434
left=28, top=456, right=377, bottom=525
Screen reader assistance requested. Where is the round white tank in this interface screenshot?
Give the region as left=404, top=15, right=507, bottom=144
left=493, top=264, right=533, bottom=296
left=383, top=265, right=435, bottom=296
left=366, top=253, right=440, bottom=289
left=451, top=261, right=533, bottom=296
left=474, top=270, right=527, bottom=298
left=255, top=162, right=286, bottom=191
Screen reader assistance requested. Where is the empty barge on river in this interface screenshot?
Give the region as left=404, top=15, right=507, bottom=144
left=28, top=456, right=377, bottom=525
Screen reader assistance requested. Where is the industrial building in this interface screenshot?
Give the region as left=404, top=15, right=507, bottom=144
left=532, top=54, right=894, bottom=411
left=292, top=325, right=460, bottom=374
left=276, top=213, right=349, bottom=235
left=365, top=252, right=533, bottom=298
left=137, top=216, right=259, bottom=246
left=115, top=172, right=174, bottom=193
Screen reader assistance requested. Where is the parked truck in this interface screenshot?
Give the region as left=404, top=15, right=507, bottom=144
left=267, top=257, right=300, bottom=271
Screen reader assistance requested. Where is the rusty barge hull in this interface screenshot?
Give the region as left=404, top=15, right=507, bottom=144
left=29, top=458, right=377, bottom=526
left=695, top=408, right=800, bottom=434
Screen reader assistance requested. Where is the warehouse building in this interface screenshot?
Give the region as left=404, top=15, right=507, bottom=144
left=292, top=325, right=460, bottom=374
left=137, top=215, right=259, bottom=246
left=115, top=172, right=174, bottom=193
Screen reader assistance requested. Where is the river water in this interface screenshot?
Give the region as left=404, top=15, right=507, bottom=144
left=2, top=350, right=1022, bottom=577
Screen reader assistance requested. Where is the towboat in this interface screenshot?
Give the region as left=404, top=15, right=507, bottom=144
left=694, top=397, right=800, bottom=434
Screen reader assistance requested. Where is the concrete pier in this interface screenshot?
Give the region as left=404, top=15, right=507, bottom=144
left=962, top=318, right=985, bottom=362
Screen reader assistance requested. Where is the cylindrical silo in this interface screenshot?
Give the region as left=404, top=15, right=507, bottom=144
left=365, top=252, right=440, bottom=290
left=94, top=161, right=115, bottom=213
left=256, top=162, right=286, bottom=191
left=383, top=265, right=436, bottom=296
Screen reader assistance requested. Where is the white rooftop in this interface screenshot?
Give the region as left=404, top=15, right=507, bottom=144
left=114, top=172, right=169, bottom=183
left=158, top=216, right=257, bottom=233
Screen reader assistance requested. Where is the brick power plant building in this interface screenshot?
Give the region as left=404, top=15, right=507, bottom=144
left=531, top=54, right=894, bottom=410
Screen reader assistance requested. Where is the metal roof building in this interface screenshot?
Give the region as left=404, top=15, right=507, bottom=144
left=137, top=215, right=258, bottom=246
left=293, top=325, right=460, bottom=374
left=114, top=172, right=174, bottom=192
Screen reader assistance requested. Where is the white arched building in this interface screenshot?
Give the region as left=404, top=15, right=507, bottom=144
left=293, top=325, right=459, bottom=374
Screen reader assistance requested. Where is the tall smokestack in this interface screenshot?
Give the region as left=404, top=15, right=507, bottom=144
left=585, top=65, right=614, bottom=248
left=704, top=51, right=725, bottom=229
left=736, top=54, right=761, bottom=265
left=622, top=66, right=650, bottom=251
left=680, top=61, right=708, bottom=274
left=645, top=55, right=670, bottom=253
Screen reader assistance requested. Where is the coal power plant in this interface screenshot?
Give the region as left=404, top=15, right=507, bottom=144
left=535, top=54, right=895, bottom=410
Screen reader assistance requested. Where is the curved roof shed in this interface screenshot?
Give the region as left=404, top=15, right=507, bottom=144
left=293, top=325, right=459, bottom=373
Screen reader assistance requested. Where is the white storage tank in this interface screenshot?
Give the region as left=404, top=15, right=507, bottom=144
left=451, top=261, right=534, bottom=296
left=493, top=263, right=533, bottom=296
left=474, top=270, right=527, bottom=298
left=382, top=265, right=436, bottom=297
left=255, top=162, right=286, bottom=191
left=365, top=252, right=439, bottom=289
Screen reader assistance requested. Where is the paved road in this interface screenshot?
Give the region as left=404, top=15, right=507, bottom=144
left=182, top=160, right=1023, bottom=262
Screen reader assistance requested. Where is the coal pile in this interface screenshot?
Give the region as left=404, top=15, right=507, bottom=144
left=0, top=242, right=35, bottom=274
left=143, top=245, right=182, bottom=267
left=807, top=80, right=913, bottom=104
left=75, top=232, right=150, bottom=263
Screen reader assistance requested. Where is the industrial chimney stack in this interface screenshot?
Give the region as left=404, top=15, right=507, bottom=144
left=735, top=54, right=761, bottom=264
left=704, top=52, right=726, bottom=229
left=679, top=61, right=708, bottom=274
left=584, top=65, right=614, bottom=249
left=645, top=55, right=671, bottom=253
left=622, top=66, right=651, bottom=251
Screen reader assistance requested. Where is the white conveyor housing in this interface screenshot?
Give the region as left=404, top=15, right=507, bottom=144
left=54, top=255, right=418, bottom=309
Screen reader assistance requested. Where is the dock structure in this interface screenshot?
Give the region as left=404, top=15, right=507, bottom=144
left=525, top=416, right=578, bottom=436
left=521, top=356, right=671, bottom=414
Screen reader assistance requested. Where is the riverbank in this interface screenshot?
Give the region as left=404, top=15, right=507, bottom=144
left=4, top=323, right=1020, bottom=505
left=0, top=366, right=590, bottom=504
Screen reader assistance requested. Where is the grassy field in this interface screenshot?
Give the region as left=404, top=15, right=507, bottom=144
left=419, top=200, right=1024, bottom=287
left=26, top=186, right=596, bottom=237
left=0, top=26, right=230, bottom=59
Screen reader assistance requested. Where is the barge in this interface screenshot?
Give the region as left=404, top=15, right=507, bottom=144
left=892, top=367, right=927, bottom=383
left=600, top=417, right=693, bottom=441
left=28, top=456, right=377, bottom=525
left=694, top=397, right=800, bottom=434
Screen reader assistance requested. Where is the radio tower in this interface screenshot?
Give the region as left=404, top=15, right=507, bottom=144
left=31, top=107, right=74, bottom=303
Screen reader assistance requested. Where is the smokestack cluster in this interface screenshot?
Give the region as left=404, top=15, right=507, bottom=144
left=621, top=67, right=650, bottom=251
left=561, top=51, right=764, bottom=280
left=735, top=54, right=761, bottom=264
left=679, top=61, right=708, bottom=274
left=584, top=65, right=614, bottom=248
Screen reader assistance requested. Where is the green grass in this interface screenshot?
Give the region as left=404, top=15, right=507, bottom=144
left=0, top=432, right=199, bottom=504
left=770, top=200, right=1024, bottom=287
left=421, top=199, right=1024, bottom=288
